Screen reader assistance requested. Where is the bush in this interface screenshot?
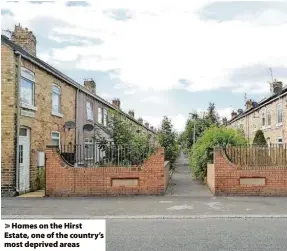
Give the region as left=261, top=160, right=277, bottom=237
left=253, top=130, right=267, bottom=145
left=190, top=126, right=247, bottom=180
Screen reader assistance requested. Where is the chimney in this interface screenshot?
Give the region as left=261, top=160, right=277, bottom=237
left=150, top=126, right=154, bottom=131
left=270, top=79, right=283, bottom=95
left=231, top=111, right=238, bottom=119
left=245, top=99, right=253, bottom=110
left=128, top=110, right=134, bottom=117
left=112, top=98, right=120, bottom=109
left=84, top=78, right=96, bottom=94
left=11, top=24, right=37, bottom=56
left=138, top=117, right=143, bottom=124
left=144, top=122, right=149, bottom=129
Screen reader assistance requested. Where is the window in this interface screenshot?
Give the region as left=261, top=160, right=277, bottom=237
left=84, top=138, right=94, bottom=160
left=262, top=111, right=266, bottom=127
left=20, top=67, right=35, bottom=107
left=277, top=103, right=283, bottom=125
left=52, top=85, right=61, bottom=114
left=98, top=107, right=102, bottom=124
left=19, top=128, right=27, bottom=136
left=103, top=109, right=108, bottom=126
left=267, top=109, right=271, bottom=127
left=19, top=145, right=23, bottom=164
left=51, top=132, right=60, bottom=146
left=86, top=101, right=93, bottom=121
left=278, top=137, right=283, bottom=144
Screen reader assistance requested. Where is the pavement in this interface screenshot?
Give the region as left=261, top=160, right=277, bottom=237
left=2, top=151, right=287, bottom=219
left=106, top=218, right=287, bottom=251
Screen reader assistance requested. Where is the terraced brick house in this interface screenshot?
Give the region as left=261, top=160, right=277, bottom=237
left=1, top=25, right=157, bottom=197
left=227, top=80, right=287, bottom=144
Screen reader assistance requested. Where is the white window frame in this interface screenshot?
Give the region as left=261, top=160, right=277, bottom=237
left=51, top=84, right=63, bottom=117
left=98, top=107, right=103, bottom=124
left=276, top=103, right=283, bottom=126
left=86, top=101, right=93, bottom=121
left=103, top=108, right=108, bottom=126
left=51, top=131, right=60, bottom=147
left=266, top=109, right=271, bottom=128
left=84, top=138, right=94, bottom=160
left=20, top=67, right=37, bottom=111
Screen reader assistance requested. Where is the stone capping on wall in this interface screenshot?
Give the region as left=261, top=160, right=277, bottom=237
left=215, top=146, right=287, bottom=170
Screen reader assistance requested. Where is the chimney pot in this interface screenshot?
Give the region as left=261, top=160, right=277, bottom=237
left=144, top=122, right=149, bottom=129
left=112, top=98, right=121, bottom=109
left=270, top=80, right=283, bottom=95
left=138, top=117, right=143, bottom=124
left=231, top=111, right=238, bottom=119
left=128, top=110, right=134, bottom=117
left=11, top=24, right=37, bottom=56
left=84, top=78, right=96, bottom=94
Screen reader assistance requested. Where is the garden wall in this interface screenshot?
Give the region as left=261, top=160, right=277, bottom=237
left=209, top=147, right=287, bottom=196
left=45, top=146, right=169, bottom=197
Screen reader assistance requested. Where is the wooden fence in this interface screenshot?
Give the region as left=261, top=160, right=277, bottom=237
left=225, top=144, right=287, bottom=167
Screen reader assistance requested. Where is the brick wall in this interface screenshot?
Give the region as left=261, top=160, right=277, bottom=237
left=211, top=147, right=287, bottom=196
left=45, top=146, right=168, bottom=196
left=1, top=44, right=17, bottom=196
left=1, top=44, right=76, bottom=196
left=20, top=58, right=76, bottom=191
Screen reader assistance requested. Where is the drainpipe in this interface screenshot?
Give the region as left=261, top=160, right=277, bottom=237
left=15, top=51, right=21, bottom=193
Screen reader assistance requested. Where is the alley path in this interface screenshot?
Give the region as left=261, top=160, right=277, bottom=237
left=166, top=151, right=213, bottom=198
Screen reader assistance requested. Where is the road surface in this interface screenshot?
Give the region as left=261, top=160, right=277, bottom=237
left=106, top=218, right=287, bottom=251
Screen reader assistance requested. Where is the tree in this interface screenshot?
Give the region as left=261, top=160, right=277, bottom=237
left=253, top=130, right=267, bottom=145
left=158, top=116, right=179, bottom=168
left=190, top=126, right=247, bottom=179
left=205, top=102, right=220, bottom=125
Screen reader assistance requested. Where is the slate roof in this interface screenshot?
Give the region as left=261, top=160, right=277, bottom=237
left=228, top=86, right=287, bottom=124
left=1, top=35, right=157, bottom=135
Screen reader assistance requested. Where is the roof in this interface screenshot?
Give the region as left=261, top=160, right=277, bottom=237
left=228, top=86, right=287, bottom=124
left=1, top=35, right=157, bottom=135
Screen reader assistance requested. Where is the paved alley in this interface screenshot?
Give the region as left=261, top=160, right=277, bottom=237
left=166, top=151, right=213, bottom=198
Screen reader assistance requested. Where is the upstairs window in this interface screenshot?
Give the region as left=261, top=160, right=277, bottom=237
left=98, top=107, right=102, bottom=124
left=261, top=111, right=266, bottom=127
left=20, top=67, right=35, bottom=106
left=103, top=109, right=108, bottom=126
left=86, top=101, right=93, bottom=121
left=52, top=84, right=61, bottom=113
left=267, top=109, right=271, bottom=127
left=277, top=103, right=283, bottom=125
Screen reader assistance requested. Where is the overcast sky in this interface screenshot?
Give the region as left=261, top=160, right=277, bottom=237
left=2, top=0, right=287, bottom=131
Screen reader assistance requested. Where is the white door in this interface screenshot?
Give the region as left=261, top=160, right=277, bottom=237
left=19, top=127, right=30, bottom=193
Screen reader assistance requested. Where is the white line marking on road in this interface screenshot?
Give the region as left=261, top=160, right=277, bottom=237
left=167, top=204, right=193, bottom=210
left=159, top=201, right=173, bottom=204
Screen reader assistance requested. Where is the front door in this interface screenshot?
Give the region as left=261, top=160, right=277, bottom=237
left=19, top=127, right=30, bottom=193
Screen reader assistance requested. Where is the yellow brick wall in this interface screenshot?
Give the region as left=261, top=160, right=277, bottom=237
left=228, top=96, right=287, bottom=144
left=1, top=44, right=17, bottom=196
left=20, top=58, right=76, bottom=191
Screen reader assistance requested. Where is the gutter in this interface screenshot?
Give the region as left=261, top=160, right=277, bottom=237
left=15, top=51, right=21, bottom=193
left=227, top=90, right=287, bottom=125
left=14, top=52, right=156, bottom=135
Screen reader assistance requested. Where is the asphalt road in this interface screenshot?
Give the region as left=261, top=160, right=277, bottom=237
left=106, top=219, right=287, bottom=251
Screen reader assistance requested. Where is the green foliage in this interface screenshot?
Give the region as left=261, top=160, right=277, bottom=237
left=253, top=130, right=267, bottom=145
left=98, top=110, right=155, bottom=166
left=190, top=126, right=247, bottom=180
left=158, top=116, right=179, bottom=168
left=179, top=103, right=221, bottom=151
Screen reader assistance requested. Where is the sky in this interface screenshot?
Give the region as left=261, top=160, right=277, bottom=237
left=1, top=0, right=287, bottom=132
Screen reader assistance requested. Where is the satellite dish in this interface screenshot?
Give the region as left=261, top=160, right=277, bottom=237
left=64, top=121, right=76, bottom=129
left=83, top=124, right=94, bottom=131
